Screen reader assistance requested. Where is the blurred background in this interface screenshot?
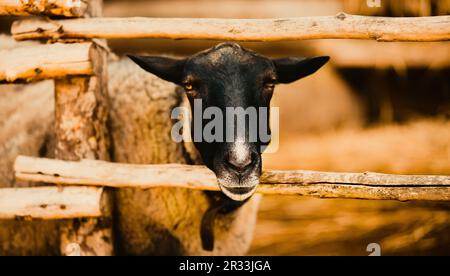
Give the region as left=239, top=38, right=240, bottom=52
left=1, top=0, right=449, bottom=255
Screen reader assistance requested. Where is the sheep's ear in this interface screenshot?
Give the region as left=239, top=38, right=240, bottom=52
left=272, top=56, right=330, bottom=84
left=127, top=55, right=186, bottom=84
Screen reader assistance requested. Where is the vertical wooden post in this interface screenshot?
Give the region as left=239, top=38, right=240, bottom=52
left=54, top=0, right=113, bottom=256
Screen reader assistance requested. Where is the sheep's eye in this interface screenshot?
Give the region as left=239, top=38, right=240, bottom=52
left=183, top=83, right=193, bottom=91
left=264, top=78, right=277, bottom=89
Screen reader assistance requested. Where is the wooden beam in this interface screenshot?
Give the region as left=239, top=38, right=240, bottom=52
left=11, top=14, right=450, bottom=42
left=0, top=0, right=87, bottom=17
left=0, top=186, right=104, bottom=220
left=54, top=0, right=113, bottom=257
left=0, top=42, right=93, bottom=83
left=14, top=155, right=450, bottom=202
left=53, top=47, right=109, bottom=161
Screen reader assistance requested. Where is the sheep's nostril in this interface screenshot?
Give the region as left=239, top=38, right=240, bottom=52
left=225, top=153, right=254, bottom=173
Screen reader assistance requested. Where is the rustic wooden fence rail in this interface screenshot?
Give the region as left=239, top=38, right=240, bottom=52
left=0, top=42, right=94, bottom=83
left=10, top=14, right=450, bottom=42
left=0, top=186, right=104, bottom=219
left=14, top=156, right=450, bottom=202
left=0, top=0, right=88, bottom=17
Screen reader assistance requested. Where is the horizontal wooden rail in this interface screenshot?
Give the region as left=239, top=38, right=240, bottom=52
left=11, top=14, right=450, bottom=42
left=0, top=186, right=104, bottom=220
left=0, top=0, right=87, bottom=17
left=0, top=42, right=93, bottom=83
left=14, top=156, right=450, bottom=202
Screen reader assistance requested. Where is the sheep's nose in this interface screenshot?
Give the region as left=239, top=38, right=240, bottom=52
left=225, top=152, right=255, bottom=173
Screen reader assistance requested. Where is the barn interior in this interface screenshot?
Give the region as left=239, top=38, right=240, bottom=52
left=0, top=0, right=449, bottom=255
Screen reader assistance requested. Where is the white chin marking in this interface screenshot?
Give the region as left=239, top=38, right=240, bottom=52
left=220, top=185, right=257, bottom=201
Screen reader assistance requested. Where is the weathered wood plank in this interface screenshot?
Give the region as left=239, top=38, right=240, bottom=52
left=54, top=0, right=113, bottom=257
left=11, top=14, right=450, bottom=42
left=0, top=186, right=103, bottom=220
left=0, top=0, right=87, bottom=17
left=0, top=42, right=93, bottom=83
left=14, top=156, right=450, bottom=201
